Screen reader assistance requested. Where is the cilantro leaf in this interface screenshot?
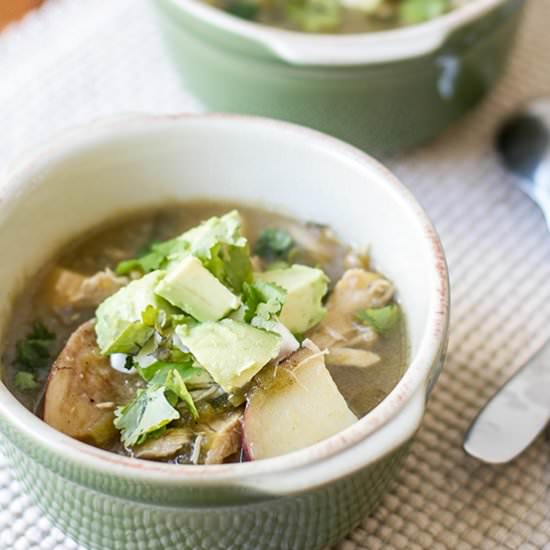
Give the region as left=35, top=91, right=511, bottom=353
left=241, top=281, right=286, bottom=329
left=15, top=322, right=55, bottom=371
left=254, top=228, right=294, bottom=262
left=114, top=386, right=180, bottom=447
left=138, top=360, right=203, bottom=384
left=115, top=360, right=202, bottom=448
left=162, top=368, right=199, bottom=420
left=205, top=243, right=252, bottom=294
left=116, top=237, right=184, bottom=275
left=178, top=211, right=252, bottom=292
left=355, top=304, right=400, bottom=333
left=115, top=211, right=252, bottom=292
left=180, top=210, right=247, bottom=259
left=28, top=323, right=55, bottom=341
left=14, top=371, right=38, bottom=392
left=139, top=362, right=202, bottom=420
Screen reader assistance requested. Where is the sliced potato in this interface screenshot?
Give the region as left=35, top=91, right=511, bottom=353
left=242, top=268, right=394, bottom=461
left=243, top=354, right=357, bottom=460
left=43, top=320, right=138, bottom=446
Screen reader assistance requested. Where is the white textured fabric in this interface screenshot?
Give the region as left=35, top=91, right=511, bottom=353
left=1, top=0, right=550, bottom=548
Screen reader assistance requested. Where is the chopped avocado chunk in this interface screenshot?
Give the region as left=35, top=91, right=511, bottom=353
left=177, top=210, right=252, bottom=293
left=179, top=210, right=246, bottom=255
left=155, top=256, right=240, bottom=322
left=254, top=265, right=328, bottom=334
left=116, top=211, right=252, bottom=293
left=95, top=271, right=174, bottom=355
left=175, top=319, right=281, bottom=393
left=356, top=304, right=400, bottom=333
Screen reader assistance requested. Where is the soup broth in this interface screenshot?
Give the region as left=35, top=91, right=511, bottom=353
left=3, top=202, right=407, bottom=464
left=205, top=0, right=471, bottom=34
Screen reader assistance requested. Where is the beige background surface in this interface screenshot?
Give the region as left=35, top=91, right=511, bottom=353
left=0, top=0, right=549, bottom=548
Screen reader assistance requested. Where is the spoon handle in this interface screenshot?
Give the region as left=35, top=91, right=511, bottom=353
left=530, top=156, right=550, bottom=230
left=464, top=340, right=550, bottom=463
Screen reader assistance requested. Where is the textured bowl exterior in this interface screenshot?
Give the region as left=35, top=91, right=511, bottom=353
left=0, top=115, right=448, bottom=549
left=154, top=0, right=524, bottom=153
left=0, top=421, right=409, bottom=550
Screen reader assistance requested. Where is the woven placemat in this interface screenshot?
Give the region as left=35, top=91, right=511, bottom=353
left=1, top=0, right=550, bottom=548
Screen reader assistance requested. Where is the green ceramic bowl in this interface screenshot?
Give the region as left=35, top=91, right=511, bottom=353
left=153, top=0, right=525, bottom=153
left=0, top=115, right=449, bottom=549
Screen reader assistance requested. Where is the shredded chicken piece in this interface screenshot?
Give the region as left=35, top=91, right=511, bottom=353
left=326, top=347, right=380, bottom=369
left=287, top=224, right=340, bottom=265
left=346, top=325, right=378, bottom=348
left=42, top=267, right=127, bottom=309
left=343, top=246, right=370, bottom=270
left=134, top=429, right=192, bottom=460
left=364, top=278, right=394, bottom=308
left=74, top=269, right=128, bottom=307
left=302, top=338, right=322, bottom=354
left=190, top=434, right=204, bottom=464
left=281, top=269, right=393, bottom=371
left=204, top=410, right=243, bottom=464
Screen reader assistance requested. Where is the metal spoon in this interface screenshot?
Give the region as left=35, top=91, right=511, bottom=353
left=464, top=99, right=550, bottom=464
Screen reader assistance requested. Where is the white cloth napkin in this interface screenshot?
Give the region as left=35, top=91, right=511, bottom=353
left=1, top=0, right=550, bottom=548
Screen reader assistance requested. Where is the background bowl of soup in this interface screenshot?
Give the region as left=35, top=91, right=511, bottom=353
left=0, top=114, right=448, bottom=550
left=153, top=0, right=525, bottom=153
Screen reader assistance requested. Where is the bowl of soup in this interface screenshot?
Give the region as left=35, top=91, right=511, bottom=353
left=0, top=114, right=449, bottom=550
left=153, top=0, right=525, bottom=152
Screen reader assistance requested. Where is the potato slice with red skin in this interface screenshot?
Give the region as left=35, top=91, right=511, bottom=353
left=243, top=269, right=391, bottom=461
left=43, top=320, right=139, bottom=446
left=243, top=353, right=357, bottom=460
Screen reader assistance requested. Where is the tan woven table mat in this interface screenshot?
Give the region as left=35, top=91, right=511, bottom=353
left=1, top=0, right=549, bottom=548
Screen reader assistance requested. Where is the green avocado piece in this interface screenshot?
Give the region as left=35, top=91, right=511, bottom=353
left=155, top=256, right=240, bottom=322
left=254, top=264, right=328, bottom=334
left=175, top=319, right=281, bottom=393
left=95, top=271, right=173, bottom=355
left=116, top=210, right=252, bottom=293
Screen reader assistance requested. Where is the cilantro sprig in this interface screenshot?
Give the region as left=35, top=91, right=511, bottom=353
left=241, top=281, right=286, bottom=330
left=14, top=322, right=55, bottom=392
left=114, top=361, right=202, bottom=447
left=254, top=228, right=294, bottom=263
left=116, top=211, right=252, bottom=293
